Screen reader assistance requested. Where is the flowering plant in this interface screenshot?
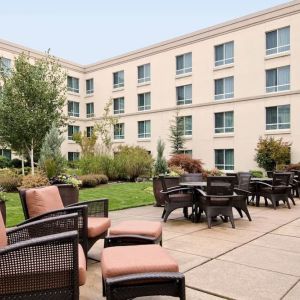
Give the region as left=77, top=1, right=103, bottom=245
left=0, top=188, right=8, bottom=202
left=50, top=174, right=82, bottom=188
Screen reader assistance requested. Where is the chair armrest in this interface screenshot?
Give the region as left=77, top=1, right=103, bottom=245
left=234, top=188, right=252, bottom=196
left=195, top=188, right=207, bottom=197
left=0, top=231, right=79, bottom=297
left=160, top=187, right=192, bottom=195
left=7, top=214, right=78, bottom=245
left=258, top=182, right=273, bottom=188
left=68, top=198, right=109, bottom=217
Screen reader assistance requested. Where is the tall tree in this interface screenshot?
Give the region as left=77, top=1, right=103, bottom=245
left=169, top=110, right=185, bottom=154
left=0, top=52, right=67, bottom=174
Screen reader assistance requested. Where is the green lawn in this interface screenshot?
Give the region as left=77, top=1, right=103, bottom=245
left=5, top=182, right=154, bottom=227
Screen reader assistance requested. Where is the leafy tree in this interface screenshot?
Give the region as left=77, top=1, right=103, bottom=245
left=94, top=98, right=119, bottom=153
left=0, top=52, right=67, bottom=174
left=39, top=126, right=66, bottom=178
left=73, top=130, right=98, bottom=157
left=255, top=136, right=291, bottom=171
left=154, top=138, right=168, bottom=175
left=169, top=110, right=185, bottom=154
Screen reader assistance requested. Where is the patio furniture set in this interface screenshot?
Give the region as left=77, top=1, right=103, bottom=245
left=159, top=171, right=299, bottom=228
left=0, top=185, right=186, bottom=300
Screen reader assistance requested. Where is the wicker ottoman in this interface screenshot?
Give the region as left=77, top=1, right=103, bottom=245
left=104, top=220, right=162, bottom=247
left=101, top=244, right=185, bottom=300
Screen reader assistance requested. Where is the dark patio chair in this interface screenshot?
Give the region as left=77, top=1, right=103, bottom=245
left=180, top=173, right=203, bottom=183
left=288, top=172, right=296, bottom=205
left=18, top=185, right=110, bottom=258
left=159, top=175, right=193, bottom=222
left=226, top=172, right=238, bottom=187
left=233, top=172, right=252, bottom=221
left=0, top=212, right=85, bottom=300
left=257, top=173, right=291, bottom=209
left=266, top=171, right=274, bottom=178
left=197, top=176, right=236, bottom=229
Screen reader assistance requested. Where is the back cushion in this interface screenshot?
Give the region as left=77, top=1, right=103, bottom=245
left=0, top=211, right=7, bottom=248
left=26, top=186, right=64, bottom=218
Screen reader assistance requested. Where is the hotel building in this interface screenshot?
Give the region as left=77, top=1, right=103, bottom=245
left=0, top=0, right=300, bottom=171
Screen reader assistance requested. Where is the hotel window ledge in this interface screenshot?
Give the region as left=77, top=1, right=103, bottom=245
left=67, top=140, right=77, bottom=144
left=265, top=51, right=290, bottom=61
left=265, top=129, right=291, bottom=135
left=137, top=82, right=151, bottom=87
left=84, top=94, right=94, bottom=98
left=137, top=138, right=151, bottom=142
left=112, top=87, right=124, bottom=92
left=113, top=139, right=125, bottom=143
left=214, top=133, right=234, bottom=138
left=67, top=91, right=81, bottom=97
left=175, top=73, right=192, bottom=80
left=183, top=136, right=192, bottom=140
left=213, top=64, right=234, bottom=71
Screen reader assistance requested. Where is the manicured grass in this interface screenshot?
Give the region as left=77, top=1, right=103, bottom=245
left=5, top=182, right=154, bottom=227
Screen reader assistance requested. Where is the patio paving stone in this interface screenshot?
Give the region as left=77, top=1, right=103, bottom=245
left=272, top=224, right=300, bottom=238
left=283, top=281, right=300, bottom=300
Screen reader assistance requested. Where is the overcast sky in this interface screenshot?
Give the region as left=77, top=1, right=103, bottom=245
left=0, top=0, right=289, bottom=64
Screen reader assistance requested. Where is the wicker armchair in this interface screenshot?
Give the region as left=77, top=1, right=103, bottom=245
left=233, top=172, right=252, bottom=221
left=159, top=175, right=193, bottom=222
left=19, top=186, right=110, bottom=257
left=180, top=173, right=203, bottom=183
left=257, top=173, right=292, bottom=209
left=197, top=176, right=236, bottom=229
left=0, top=213, right=81, bottom=300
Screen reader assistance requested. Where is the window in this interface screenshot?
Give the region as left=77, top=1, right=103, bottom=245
left=178, top=116, right=192, bottom=136
left=215, top=149, right=234, bottom=170
left=68, top=125, right=80, bottom=140
left=86, top=103, right=94, bottom=118
left=0, top=57, right=11, bottom=75
left=215, top=42, right=234, bottom=66
left=138, top=120, right=151, bottom=139
left=114, top=123, right=125, bottom=140
left=215, top=111, right=234, bottom=133
left=176, top=84, right=192, bottom=105
left=266, top=26, right=290, bottom=55
left=215, top=76, right=234, bottom=100
left=266, top=105, right=290, bottom=130
left=0, top=149, right=11, bottom=160
left=86, top=78, right=94, bottom=94
left=138, top=92, right=151, bottom=111
left=138, top=64, right=150, bottom=83
left=86, top=126, right=94, bottom=137
left=67, top=76, right=79, bottom=93
left=113, top=97, right=125, bottom=114
left=113, top=71, right=124, bottom=89
left=176, top=53, right=192, bottom=75
left=266, top=66, right=290, bottom=93
left=68, top=152, right=79, bottom=161
left=68, top=101, right=79, bottom=117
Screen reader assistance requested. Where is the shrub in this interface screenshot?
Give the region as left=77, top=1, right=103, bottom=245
left=114, top=145, right=154, bottom=181
left=168, top=165, right=185, bottom=176
left=21, top=171, right=50, bottom=189
left=250, top=170, right=264, bottom=178
left=79, top=175, right=98, bottom=188
left=154, top=138, right=168, bottom=175
left=0, top=156, right=11, bottom=169
left=13, top=167, right=31, bottom=175
left=255, top=136, right=291, bottom=171
left=285, top=163, right=300, bottom=171
left=0, top=176, right=21, bottom=192
left=168, top=154, right=203, bottom=173
left=11, top=158, right=22, bottom=168
left=202, top=168, right=223, bottom=179
left=50, top=174, right=81, bottom=188
left=91, top=174, right=108, bottom=184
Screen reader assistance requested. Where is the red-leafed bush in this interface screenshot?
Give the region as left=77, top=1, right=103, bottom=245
left=168, top=154, right=203, bottom=173
left=284, top=163, right=300, bottom=171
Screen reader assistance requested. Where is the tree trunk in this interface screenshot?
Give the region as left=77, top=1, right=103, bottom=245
left=30, top=140, right=34, bottom=175
left=21, top=152, right=25, bottom=176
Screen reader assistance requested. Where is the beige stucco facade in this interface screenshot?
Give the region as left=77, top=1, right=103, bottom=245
left=0, top=0, right=300, bottom=171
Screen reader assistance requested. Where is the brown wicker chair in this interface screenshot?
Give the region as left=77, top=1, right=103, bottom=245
left=233, top=172, right=252, bottom=221
left=180, top=173, right=203, bottom=183
left=18, top=186, right=110, bottom=257
left=197, top=176, right=236, bottom=228
left=0, top=212, right=82, bottom=300
left=257, top=173, right=292, bottom=209
left=159, top=175, right=193, bottom=222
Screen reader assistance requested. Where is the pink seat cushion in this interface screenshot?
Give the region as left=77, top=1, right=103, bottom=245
left=78, top=244, right=86, bottom=286
left=25, top=186, right=64, bottom=218
left=101, top=244, right=179, bottom=279
left=88, top=217, right=111, bottom=238
left=0, top=212, right=7, bottom=248
left=109, top=220, right=162, bottom=239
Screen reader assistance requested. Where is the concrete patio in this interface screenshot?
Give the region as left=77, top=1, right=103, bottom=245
left=81, top=201, right=300, bottom=300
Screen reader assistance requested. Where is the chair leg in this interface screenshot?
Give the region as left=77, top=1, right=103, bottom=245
left=235, top=207, right=243, bottom=218
left=229, top=214, right=235, bottom=229
left=183, top=207, right=189, bottom=219
left=289, top=194, right=296, bottom=206
left=163, top=209, right=172, bottom=222
left=285, top=197, right=291, bottom=209
left=161, top=209, right=166, bottom=218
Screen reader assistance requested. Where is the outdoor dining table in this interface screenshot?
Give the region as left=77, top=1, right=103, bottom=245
left=250, top=177, right=273, bottom=207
